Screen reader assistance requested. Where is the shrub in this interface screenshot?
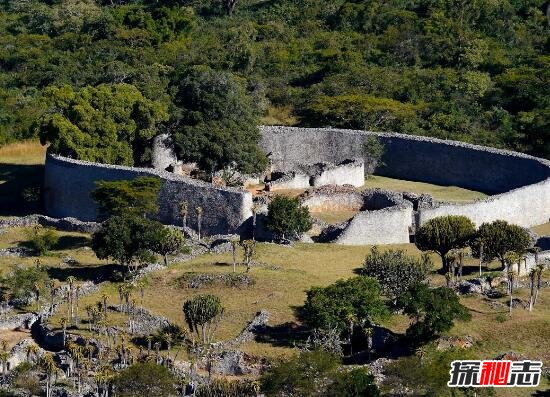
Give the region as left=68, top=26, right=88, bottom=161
left=2, top=265, right=49, bottom=307
left=472, top=220, right=532, bottom=269
left=26, top=226, right=59, bottom=255
left=362, top=247, right=432, bottom=302
left=196, top=379, right=258, bottom=397
left=327, top=368, right=380, bottom=397
left=183, top=294, right=224, bottom=344
left=113, top=362, right=176, bottom=397
left=266, top=195, right=312, bottom=241
left=397, top=284, right=471, bottom=342
left=300, top=277, right=389, bottom=335
left=261, top=349, right=341, bottom=396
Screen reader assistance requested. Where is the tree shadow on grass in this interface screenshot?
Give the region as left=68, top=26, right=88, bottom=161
left=47, top=264, right=124, bottom=283
left=254, top=321, right=310, bottom=348
left=0, top=163, right=44, bottom=216
left=54, top=235, right=91, bottom=250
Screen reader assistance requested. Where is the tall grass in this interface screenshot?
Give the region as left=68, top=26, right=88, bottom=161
left=0, top=140, right=46, bottom=164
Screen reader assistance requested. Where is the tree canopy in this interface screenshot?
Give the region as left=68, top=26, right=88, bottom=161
left=265, top=196, right=312, bottom=241
left=473, top=220, right=532, bottom=269
left=397, top=284, right=471, bottom=342
left=415, top=215, right=476, bottom=274
left=36, top=84, right=168, bottom=166
left=362, top=247, right=432, bottom=302
left=171, top=65, right=267, bottom=174
left=91, top=176, right=162, bottom=220
left=113, top=362, right=176, bottom=397
left=300, top=276, right=389, bottom=334
left=0, top=0, right=547, bottom=159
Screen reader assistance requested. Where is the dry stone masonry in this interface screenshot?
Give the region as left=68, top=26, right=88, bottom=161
left=43, top=126, right=550, bottom=245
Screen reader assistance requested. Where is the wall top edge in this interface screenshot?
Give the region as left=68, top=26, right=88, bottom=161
left=259, top=126, right=550, bottom=168
left=46, top=152, right=251, bottom=197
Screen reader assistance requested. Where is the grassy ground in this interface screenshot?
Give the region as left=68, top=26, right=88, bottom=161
left=1, top=227, right=548, bottom=395
left=532, top=222, right=550, bottom=236
left=362, top=175, right=488, bottom=203
left=0, top=140, right=47, bottom=216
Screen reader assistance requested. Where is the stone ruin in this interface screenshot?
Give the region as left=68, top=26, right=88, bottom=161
left=265, top=158, right=364, bottom=191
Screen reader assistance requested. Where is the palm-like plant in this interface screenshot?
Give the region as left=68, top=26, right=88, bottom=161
left=196, top=206, right=204, bottom=241
left=230, top=237, right=239, bottom=273
left=41, top=353, right=58, bottom=397
left=25, top=343, right=39, bottom=364
left=240, top=239, right=256, bottom=272
left=179, top=201, right=188, bottom=229
left=0, top=340, right=8, bottom=381
left=504, top=252, right=520, bottom=316
left=534, top=263, right=545, bottom=307
left=66, top=276, right=77, bottom=324
left=101, top=294, right=108, bottom=320
left=60, top=317, right=68, bottom=347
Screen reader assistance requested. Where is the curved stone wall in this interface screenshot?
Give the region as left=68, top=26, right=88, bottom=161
left=43, top=126, right=550, bottom=241
left=260, top=126, right=550, bottom=194
left=260, top=126, right=550, bottom=228
left=44, top=154, right=252, bottom=235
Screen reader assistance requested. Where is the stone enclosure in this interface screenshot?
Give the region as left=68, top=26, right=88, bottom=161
left=43, top=126, right=550, bottom=245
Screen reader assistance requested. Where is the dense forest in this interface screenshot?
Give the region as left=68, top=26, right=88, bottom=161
left=0, top=0, right=549, bottom=159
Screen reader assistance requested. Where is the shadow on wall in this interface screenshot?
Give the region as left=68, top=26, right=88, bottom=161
left=0, top=163, right=44, bottom=216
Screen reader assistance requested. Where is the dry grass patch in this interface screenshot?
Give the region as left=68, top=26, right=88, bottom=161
left=362, top=175, right=488, bottom=203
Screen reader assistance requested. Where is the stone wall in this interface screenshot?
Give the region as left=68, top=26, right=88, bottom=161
left=266, top=159, right=364, bottom=191
left=260, top=126, right=550, bottom=228
left=335, top=204, right=413, bottom=245
left=151, top=133, right=177, bottom=171
left=44, top=153, right=253, bottom=235
left=310, top=159, right=364, bottom=188
left=42, top=127, right=550, bottom=241
left=260, top=126, right=549, bottom=194
left=416, top=178, right=550, bottom=228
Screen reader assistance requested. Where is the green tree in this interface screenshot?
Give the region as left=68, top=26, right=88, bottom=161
left=415, top=216, right=476, bottom=274
left=301, top=277, right=389, bottom=335
left=25, top=226, right=59, bottom=255
left=327, top=368, right=380, bottom=397
left=261, top=349, right=340, bottom=397
left=398, top=284, right=471, bottom=342
left=37, top=84, right=169, bottom=166
left=305, top=94, right=417, bottom=132
left=362, top=136, right=385, bottom=174
left=472, top=220, right=531, bottom=270
left=171, top=65, right=267, bottom=175
left=91, top=177, right=161, bottom=220
left=265, top=196, right=312, bottom=241
left=183, top=294, right=224, bottom=344
left=113, top=362, right=176, bottom=397
left=91, top=214, right=162, bottom=272
left=362, top=247, right=432, bottom=302
left=151, top=227, right=186, bottom=266
left=1, top=265, right=49, bottom=307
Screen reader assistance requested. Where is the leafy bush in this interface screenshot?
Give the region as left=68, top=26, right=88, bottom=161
left=362, top=247, right=432, bottom=302
left=328, top=368, right=380, bottom=397
left=196, top=379, right=258, bottom=397
left=300, top=277, right=389, bottom=335
left=266, top=196, right=312, bottom=241
left=472, top=220, right=532, bottom=269
left=183, top=294, right=224, bottom=344
left=415, top=215, right=476, bottom=273
left=261, top=349, right=341, bottom=396
left=397, top=284, right=471, bottom=342
left=26, top=226, right=59, bottom=255
left=1, top=265, right=49, bottom=307
left=113, top=362, right=176, bottom=397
